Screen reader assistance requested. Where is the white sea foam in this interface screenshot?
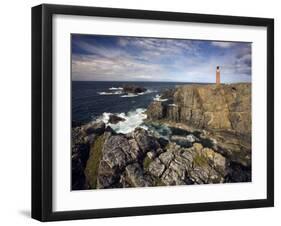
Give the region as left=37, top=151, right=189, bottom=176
left=168, top=103, right=177, bottom=107
left=109, top=87, right=123, bottom=90
left=153, top=94, right=168, bottom=102
left=121, top=93, right=139, bottom=98
left=97, top=91, right=122, bottom=95
left=99, top=108, right=147, bottom=134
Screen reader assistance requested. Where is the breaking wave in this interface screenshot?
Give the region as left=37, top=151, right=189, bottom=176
left=109, top=87, right=123, bottom=90
left=99, top=108, right=147, bottom=134
left=121, top=90, right=155, bottom=98
left=97, top=91, right=123, bottom=95
left=153, top=94, right=168, bottom=102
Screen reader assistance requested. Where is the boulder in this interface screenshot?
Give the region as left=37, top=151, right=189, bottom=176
left=108, top=114, right=126, bottom=124
left=122, top=84, right=147, bottom=94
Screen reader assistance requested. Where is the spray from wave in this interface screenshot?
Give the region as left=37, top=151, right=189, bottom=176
left=97, top=91, right=123, bottom=95
left=109, top=87, right=123, bottom=90
left=153, top=94, right=168, bottom=102
left=98, top=108, right=147, bottom=134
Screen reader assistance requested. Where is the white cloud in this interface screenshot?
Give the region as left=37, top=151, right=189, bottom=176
left=211, top=41, right=236, bottom=48
left=72, top=36, right=251, bottom=83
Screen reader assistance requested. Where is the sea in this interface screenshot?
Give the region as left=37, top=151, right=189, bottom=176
left=72, top=81, right=194, bottom=133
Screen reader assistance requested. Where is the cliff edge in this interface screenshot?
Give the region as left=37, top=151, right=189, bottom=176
left=147, top=83, right=251, bottom=135
left=72, top=83, right=252, bottom=190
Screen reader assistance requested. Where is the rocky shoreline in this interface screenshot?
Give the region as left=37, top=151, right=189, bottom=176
left=72, top=83, right=251, bottom=190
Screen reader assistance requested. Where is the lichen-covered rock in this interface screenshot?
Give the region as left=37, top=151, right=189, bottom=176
left=161, top=168, right=186, bottom=185
left=92, top=134, right=138, bottom=188
left=155, top=141, right=228, bottom=185
left=133, top=128, right=160, bottom=153
left=159, top=151, right=174, bottom=166
left=125, top=163, right=153, bottom=187
left=148, top=158, right=165, bottom=177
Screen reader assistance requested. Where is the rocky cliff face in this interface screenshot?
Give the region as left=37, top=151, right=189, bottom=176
left=72, top=83, right=252, bottom=190
left=147, top=83, right=251, bottom=135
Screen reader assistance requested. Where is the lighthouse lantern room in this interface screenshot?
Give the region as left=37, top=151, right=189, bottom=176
left=216, top=66, right=220, bottom=85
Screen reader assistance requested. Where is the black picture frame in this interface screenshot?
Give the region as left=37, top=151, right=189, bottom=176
left=32, top=4, right=274, bottom=222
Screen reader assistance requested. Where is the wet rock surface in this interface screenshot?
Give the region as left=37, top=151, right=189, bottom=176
left=108, top=114, right=126, bottom=124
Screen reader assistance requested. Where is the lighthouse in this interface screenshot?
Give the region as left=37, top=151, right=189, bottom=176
left=216, top=66, right=220, bottom=85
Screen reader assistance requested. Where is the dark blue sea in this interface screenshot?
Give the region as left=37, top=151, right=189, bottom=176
left=72, top=81, right=207, bottom=133
left=72, top=81, right=193, bottom=126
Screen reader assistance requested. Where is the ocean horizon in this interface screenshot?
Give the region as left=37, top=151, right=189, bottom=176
left=72, top=81, right=205, bottom=130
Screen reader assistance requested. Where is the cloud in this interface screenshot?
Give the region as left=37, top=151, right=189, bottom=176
left=72, top=35, right=252, bottom=83
left=211, top=41, right=237, bottom=48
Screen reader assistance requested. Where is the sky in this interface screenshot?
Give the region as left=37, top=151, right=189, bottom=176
left=72, top=34, right=252, bottom=83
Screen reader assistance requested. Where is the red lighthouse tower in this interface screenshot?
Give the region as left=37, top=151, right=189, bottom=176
left=216, top=66, right=220, bottom=85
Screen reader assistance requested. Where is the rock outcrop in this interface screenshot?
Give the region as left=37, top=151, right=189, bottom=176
left=122, top=84, right=147, bottom=94
left=72, top=83, right=252, bottom=190
left=146, top=83, right=252, bottom=177
left=108, top=114, right=126, bottom=124
left=147, top=83, right=251, bottom=135
left=79, top=126, right=250, bottom=189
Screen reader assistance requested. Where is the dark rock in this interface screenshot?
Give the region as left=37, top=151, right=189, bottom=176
left=72, top=120, right=82, bottom=128
left=125, top=163, right=153, bottom=187
left=148, top=158, right=165, bottom=177
left=122, top=84, right=147, bottom=94
left=159, top=151, right=174, bottom=166
left=225, top=161, right=251, bottom=182
left=161, top=88, right=176, bottom=99
left=209, top=131, right=251, bottom=167
left=108, top=114, right=126, bottom=124
left=71, top=127, right=90, bottom=190
left=96, top=134, right=144, bottom=188
left=133, top=128, right=161, bottom=153
left=83, top=121, right=105, bottom=135
left=157, top=137, right=169, bottom=148
left=96, top=160, right=119, bottom=189
left=161, top=168, right=186, bottom=185
left=170, top=135, right=193, bottom=148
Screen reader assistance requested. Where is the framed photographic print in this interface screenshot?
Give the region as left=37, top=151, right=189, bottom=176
left=32, top=4, right=274, bottom=221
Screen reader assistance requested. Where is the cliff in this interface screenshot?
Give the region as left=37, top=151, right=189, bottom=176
left=72, top=83, right=252, bottom=190
left=147, top=83, right=251, bottom=135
